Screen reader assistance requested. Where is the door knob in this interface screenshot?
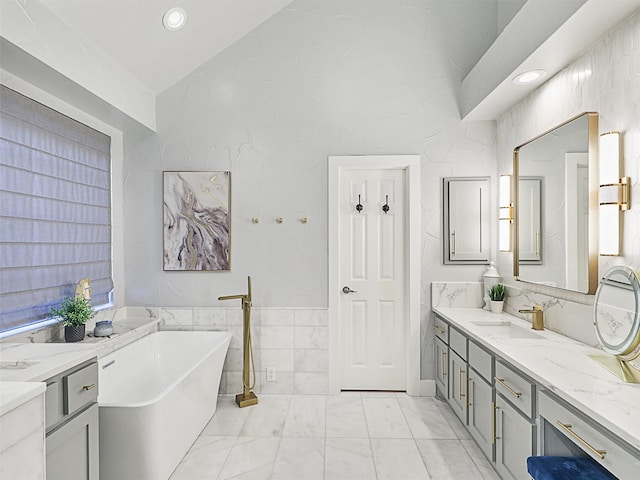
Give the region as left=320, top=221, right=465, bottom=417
left=342, top=286, right=358, bottom=294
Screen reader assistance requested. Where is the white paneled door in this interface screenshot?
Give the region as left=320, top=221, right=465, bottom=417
left=339, top=168, right=406, bottom=390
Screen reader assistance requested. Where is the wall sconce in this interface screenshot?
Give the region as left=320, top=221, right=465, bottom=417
left=599, top=132, right=630, bottom=256
left=499, top=174, right=513, bottom=252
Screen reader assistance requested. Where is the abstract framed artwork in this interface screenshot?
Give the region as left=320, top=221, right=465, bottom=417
left=163, top=171, right=230, bottom=271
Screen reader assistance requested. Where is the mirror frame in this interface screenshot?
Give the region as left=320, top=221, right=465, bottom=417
left=513, top=112, right=599, bottom=294
left=593, top=265, right=640, bottom=358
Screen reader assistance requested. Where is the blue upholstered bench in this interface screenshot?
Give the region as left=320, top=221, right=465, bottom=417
left=527, top=456, right=618, bottom=480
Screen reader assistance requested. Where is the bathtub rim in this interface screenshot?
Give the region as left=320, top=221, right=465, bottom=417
left=98, top=330, right=231, bottom=408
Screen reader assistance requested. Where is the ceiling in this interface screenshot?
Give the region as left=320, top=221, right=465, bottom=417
left=39, top=0, right=294, bottom=94
left=15, top=0, right=640, bottom=122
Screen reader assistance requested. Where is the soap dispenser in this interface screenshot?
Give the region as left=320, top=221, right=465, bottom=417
left=483, top=261, right=501, bottom=310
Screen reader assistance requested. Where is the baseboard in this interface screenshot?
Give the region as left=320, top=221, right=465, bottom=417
left=418, top=379, right=436, bottom=397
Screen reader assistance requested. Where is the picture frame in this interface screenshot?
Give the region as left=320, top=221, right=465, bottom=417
left=163, top=171, right=230, bottom=271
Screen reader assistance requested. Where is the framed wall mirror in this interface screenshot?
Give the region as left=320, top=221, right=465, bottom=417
left=513, top=112, right=599, bottom=294
left=443, top=177, right=491, bottom=265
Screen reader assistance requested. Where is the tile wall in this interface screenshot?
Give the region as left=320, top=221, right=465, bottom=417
left=160, top=307, right=329, bottom=395
left=431, top=281, right=597, bottom=347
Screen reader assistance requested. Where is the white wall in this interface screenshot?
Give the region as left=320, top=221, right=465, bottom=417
left=123, top=0, right=496, bottom=307
left=0, top=0, right=155, bottom=130
left=122, top=0, right=497, bottom=382
left=496, top=11, right=640, bottom=345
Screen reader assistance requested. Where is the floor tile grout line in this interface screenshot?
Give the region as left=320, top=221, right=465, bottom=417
left=460, top=438, right=498, bottom=480
left=268, top=394, right=290, bottom=479
left=361, top=393, right=378, bottom=480
left=394, top=394, right=435, bottom=477
left=213, top=433, right=239, bottom=480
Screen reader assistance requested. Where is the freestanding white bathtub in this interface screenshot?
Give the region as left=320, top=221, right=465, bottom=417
left=98, top=330, right=232, bottom=480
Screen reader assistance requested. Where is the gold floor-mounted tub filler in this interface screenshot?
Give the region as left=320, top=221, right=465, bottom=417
left=219, top=276, right=259, bottom=407
left=590, top=265, right=640, bottom=384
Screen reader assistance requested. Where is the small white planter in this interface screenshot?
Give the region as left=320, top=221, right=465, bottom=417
left=490, top=300, right=504, bottom=314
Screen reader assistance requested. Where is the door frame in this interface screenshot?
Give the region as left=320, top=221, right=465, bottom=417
left=328, top=155, right=421, bottom=395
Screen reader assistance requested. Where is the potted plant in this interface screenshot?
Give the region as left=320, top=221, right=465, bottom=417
left=51, top=296, right=95, bottom=342
left=489, top=284, right=507, bottom=314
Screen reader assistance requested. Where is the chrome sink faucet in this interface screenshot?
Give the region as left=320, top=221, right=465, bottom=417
left=519, top=305, right=544, bottom=330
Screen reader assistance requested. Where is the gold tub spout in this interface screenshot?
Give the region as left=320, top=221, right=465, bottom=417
left=218, top=276, right=258, bottom=408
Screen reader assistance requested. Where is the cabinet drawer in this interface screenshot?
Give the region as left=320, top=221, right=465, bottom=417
left=539, top=391, right=639, bottom=480
left=64, top=362, right=98, bottom=415
left=495, top=361, right=535, bottom=419
left=469, top=340, right=492, bottom=383
left=449, top=327, right=467, bottom=360
left=434, top=315, right=449, bottom=343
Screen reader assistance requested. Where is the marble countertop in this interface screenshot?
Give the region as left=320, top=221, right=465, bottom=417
left=0, top=342, right=97, bottom=383
left=433, top=307, right=640, bottom=452
left=0, top=317, right=159, bottom=414
left=0, top=381, right=46, bottom=415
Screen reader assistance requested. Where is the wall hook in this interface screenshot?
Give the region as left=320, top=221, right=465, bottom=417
left=382, top=195, right=390, bottom=214
left=276, top=217, right=284, bottom=224
left=356, top=194, right=363, bottom=213
left=300, top=217, right=309, bottom=224
left=251, top=217, right=260, bottom=224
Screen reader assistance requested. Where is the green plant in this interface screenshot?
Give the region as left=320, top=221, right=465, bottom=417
left=51, top=297, right=94, bottom=327
left=489, top=284, right=507, bottom=302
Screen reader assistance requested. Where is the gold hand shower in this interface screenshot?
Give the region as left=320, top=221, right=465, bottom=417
left=218, top=276, right=258, bottom=408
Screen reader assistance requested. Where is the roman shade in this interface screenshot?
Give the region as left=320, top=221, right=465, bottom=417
left=0, top=85, right=113, bottom=333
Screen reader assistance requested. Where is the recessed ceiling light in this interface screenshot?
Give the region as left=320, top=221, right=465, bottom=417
left=163, top=7, right=187, bottom=31
left=512, top=69, right=546, bottom=85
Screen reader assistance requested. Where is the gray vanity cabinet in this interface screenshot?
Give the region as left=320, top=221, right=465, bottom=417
left=45, top=359, right=99, bottom=480
left=447, top=327, right=468, bottom=424
left=494, top=395, right=535, bottom=480
left=467, top=340, right=494, bottom=461
left=434, top=313, right=536, bottom=480
left=493, top=361, right=537, bottom=480
left=46, top=404, right=98, bottom=480
left=468, top=372, right=493, bottom=458
left=435, top=337, right=448, bottom=398
left=448, top=349, right=467, bottom=423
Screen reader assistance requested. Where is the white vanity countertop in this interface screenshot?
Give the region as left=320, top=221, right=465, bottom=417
left=0, top=317, right=159, bottom=383
left=0, top=342, right=98, bottom=382
left=0, top=381, right=46, bottom=415
left=434, top=307, right=640, bottom=452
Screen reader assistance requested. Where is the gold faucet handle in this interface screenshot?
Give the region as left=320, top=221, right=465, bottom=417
left=519, top=305, right=543, bottom=313
left=218, top=294, right=246, bottom=301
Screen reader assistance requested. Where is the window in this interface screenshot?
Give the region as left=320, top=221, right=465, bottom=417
left=0, top=85, right=113, bottom=333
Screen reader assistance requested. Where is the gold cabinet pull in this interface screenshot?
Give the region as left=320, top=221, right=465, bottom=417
left=492, top=402, right=500, bottom=444
left=441, top=351, right=447, bottom=377
left=82, top=384, right=96, bottom=391
left=434, top=324, right=445, bottom=335
left=555, top=421, right=606, bottom=459
left=458, top=368, right=465, bottom=399
left=536, top=230, right=540, bottom=258
left=495, top=377, right=522, bottom=398
left=451, top=231, right=456, bottom=256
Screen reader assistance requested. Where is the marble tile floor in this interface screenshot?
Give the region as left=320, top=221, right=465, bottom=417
left=169, top=392, right=501, bottom=480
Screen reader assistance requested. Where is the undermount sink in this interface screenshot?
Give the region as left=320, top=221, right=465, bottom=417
left=471, top=320, right=511, bottom=327
left=470, top=320, right=542, bottom=340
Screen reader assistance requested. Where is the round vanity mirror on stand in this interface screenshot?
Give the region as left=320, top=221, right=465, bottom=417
left=590, top=265, right=640, bottom=383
